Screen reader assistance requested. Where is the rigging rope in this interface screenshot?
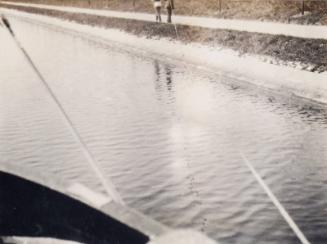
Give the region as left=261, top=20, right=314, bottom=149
left=239, top=152, right=310, bottom=244
left=1, top=14, right=124, bottom=206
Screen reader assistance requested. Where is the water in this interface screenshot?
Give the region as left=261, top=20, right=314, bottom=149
left=1, top=16, right=327, bottom=243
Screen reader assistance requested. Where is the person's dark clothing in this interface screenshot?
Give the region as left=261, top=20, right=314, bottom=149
left=165, top=0, right=174, bottom=23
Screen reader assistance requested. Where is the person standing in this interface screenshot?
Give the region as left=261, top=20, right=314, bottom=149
left=153, top=0, right=162, bottom=22
left=165, top=0, right=174, bottom=23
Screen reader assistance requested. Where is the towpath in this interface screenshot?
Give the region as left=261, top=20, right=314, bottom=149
left=2, top=1, right=327, bottom=40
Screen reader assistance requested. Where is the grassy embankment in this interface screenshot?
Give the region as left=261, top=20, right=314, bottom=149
left=7, top=0, right=327, bottom=24
left=1, top=1, right=327, bottom=72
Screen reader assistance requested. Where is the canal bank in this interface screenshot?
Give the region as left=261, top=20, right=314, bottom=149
left=1, top=4, right=327, bottom=105
left=2, top=2, right=327, bottom=72
left=3, top=0, right=327, bottom=24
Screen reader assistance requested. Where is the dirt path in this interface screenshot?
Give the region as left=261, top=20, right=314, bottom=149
left=4, top=0, right=327, bottom=24
left=2, top=1, right=327, bottom=40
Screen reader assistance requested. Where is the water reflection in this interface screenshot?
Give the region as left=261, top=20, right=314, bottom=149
left=154, top=60, right=174, bottom=96
left=165, top=65, right=173, bottom=91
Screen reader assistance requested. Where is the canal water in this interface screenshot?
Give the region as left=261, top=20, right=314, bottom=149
left=1, top=16, right=327, bottom=243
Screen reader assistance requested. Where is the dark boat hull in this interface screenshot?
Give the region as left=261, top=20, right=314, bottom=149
left=0, top=171, right=149, bottom=244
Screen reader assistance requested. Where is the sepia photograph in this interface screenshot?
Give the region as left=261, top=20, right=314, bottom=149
left=0, top=0, right=327, bottom=243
